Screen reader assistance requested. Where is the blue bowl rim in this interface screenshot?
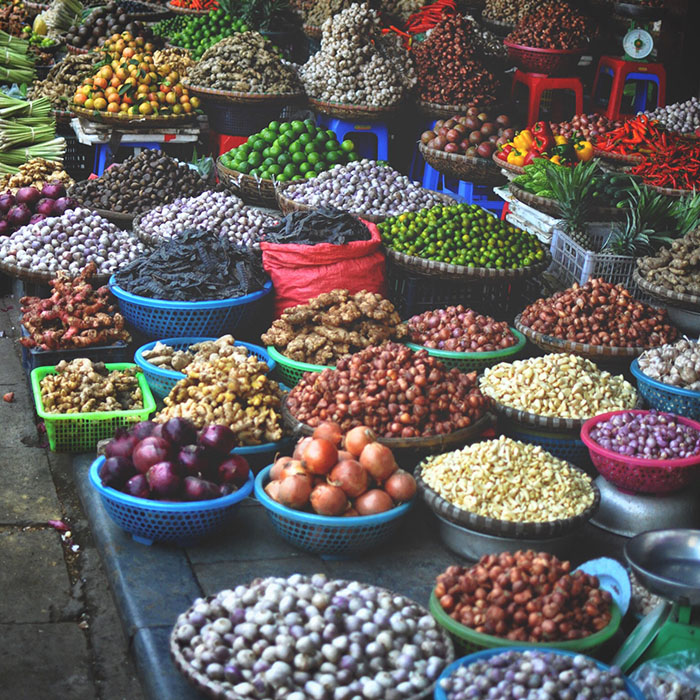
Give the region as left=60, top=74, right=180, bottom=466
left=134, top=337, right=276, bottom=383
left=434, top=647, right=645, bottom=700
left=254, top=465, right=414, bottom=526
left=234, top=439, right=292, bottom=455
left=631, top=358, right=700, bottom=400
left=90, top=455, right=254, bottom=511
left=109, top=277, right=273, bottom=310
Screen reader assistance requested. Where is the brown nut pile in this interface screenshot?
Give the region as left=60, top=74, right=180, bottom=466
left=286, top=342, right=489, bottom=438
left=141, top=335, right=248, bottom=373
left=637, top=229, right=700, bottom=296
left=483, top=0, right=539, bottom=23
left=261, top=290, right=408, bottom=366
left=40, top=359, right=143, bottom=414
left=0, top=158, right=73, bottom=193
left=153, top=48, right=194, bottom=78
left=29, top=53, right=101, bottom=110
left=157, top=354, right=284, bottom=445
left=518, top=278, right=678, bottom=348
left=413, top=13, right=499, bottom=107
left=506, top=1, right=592, bottom=50
left=434, top=551, right=613, bottom=642
left=407, top=306, right=517, bottom=352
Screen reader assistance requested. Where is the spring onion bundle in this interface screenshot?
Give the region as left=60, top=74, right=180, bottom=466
left=0, top=37, right=36, bottom=85
left=0, top=31, right=29, bottom=54
left=37, top=0, right=84, bottom=35
left=0, top=95, right=50, bottom=118
left=0, top=119, right=55, bottom=151
left=0, top=137, right=65, bottom=166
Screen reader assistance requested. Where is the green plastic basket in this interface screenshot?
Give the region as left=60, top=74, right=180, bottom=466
left=405, top=328, right=527, bottom=372
left=266, top=346, right=334, bottom=387
left=429, top=591, right=622, bottom=655
left=31, top=363, right=157, bottom=453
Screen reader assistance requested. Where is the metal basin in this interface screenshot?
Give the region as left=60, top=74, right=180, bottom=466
left=625, top=529, right=700, bottom=606
left=666, top=306, right=700, bottom=336
left=590, top=476, right=700, bottom=537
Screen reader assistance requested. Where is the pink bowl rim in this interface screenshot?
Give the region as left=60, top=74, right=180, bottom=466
left=503, top=39, right=586, bottom=56
left=580, top=409, right=700, bottom=469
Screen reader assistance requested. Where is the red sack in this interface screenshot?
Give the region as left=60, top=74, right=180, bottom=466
left=261, top=220, right=386, bottom=317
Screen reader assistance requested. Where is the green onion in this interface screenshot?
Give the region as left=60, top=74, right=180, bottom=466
left=0, top=137, right=65, bottom=166
left=0, top=123, right=55, bottom=151
left=0, top=31, right=29, bottom=54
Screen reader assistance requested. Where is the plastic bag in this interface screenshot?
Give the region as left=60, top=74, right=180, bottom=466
left=630, top=649, right=700, bottom=699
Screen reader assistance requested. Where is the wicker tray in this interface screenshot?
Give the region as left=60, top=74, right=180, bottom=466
left=303, top=23, right=322, bottom=39
left=419, top=143, right=505, bottom=186
left=492, top=151, right=524, bottom=175
left=633, top=270, right=700, bottom=311
left=70, top=105, right=195, bottom=128
left=216, top=158, right=277, bottom=207
left=0, top=258, right=110, bottom=286
left=644, top=182, right=693, bottom=198
left=417, top=98, right=501, bottom=121
left=514, top=312, right=651, bottom=362
left=170, top=588, right=455, bottom=700
left=480, top=15, right=515, bottom=36
left=416, top=460, right=601, bottom=538
left=182, top=81, right=304, bottom=106
left=307, top=97, right=399, bottom=122
left=125, top=0, right=172, bottom=19
left=385, top=247, right=551, bottom=281
left=593, top=147, right=645, bottom=164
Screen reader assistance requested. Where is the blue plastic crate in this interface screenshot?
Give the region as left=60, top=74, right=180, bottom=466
left=631, top=358, right=700, bottom=420
left=134, top=337, right=276, bottom=399
left=109, top=278, right=273, bottom=340
left=89, top=456, right=254, bottom=545
left=254, top=466, right=413, bottom=560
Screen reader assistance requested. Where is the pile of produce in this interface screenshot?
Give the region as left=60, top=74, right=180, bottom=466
left=20, top=263, right=130, bottom=350
left=497, top=121, right=590, bottom=168
left=65, top=4, right=157, bottom=50
left=413, top=13, right=499, bottom=106
left=482, top=0, right=539, bottom=23
left=633, top=654, right=700, bottom=700
left=28, top=52, right=100, bottom=111
left=262, top=208, right=370, bottom=245
left=152, top=46, right=194, bottom=77
left=638, top=339, right=700, bottom=391
left=382, top=0, right=423, bottom=22
left=0, top=157, right=71, bottom=192
left=161, top=9, right=249, bottom=60
left=19, top=26, right=59, bottom=65
left=631, top=571, right=662, bottom=617
left=0, top=31, right=35, bottom=85
left=637, top=229, right=700, bottom=295
left=551, top=113, right=624, bottom=140
left=158, top=350, right=283, bottom=444
left=421, top=437, right=595, bottom=523
left=518, top=278, right=678, bottom=348
left=0, top=0, right=27, bottom=37
left=589, top=410, right=700, bottom=460
left=141, top=335, right=246, bottom=374
left=172, top=574, right=451, bottom=698
left=114, top=228, right=267, bottom=301
left=480, top=354, right=638, bottom=419
left=0, top=179, right=74, bottom=234
left=646, top=97, right=700, bottom=135
left=70, top=151, right=205, bottom=214
left=506, top=0, right=591, bottom=50
left=218, top=118, right=357, bottom=182
left=468, top=17, right=509, bottom=61
left=420, top=109, right=515, bottom=161
left=302, top=0, right=353, bottom=26
left=136, top=190, right=275, bottom=249
left=300, top=4, right=415, bottom=107
left=40, top=358, right=143, bottom=413
left=379, top=202, right=546, bottom=269
left=0, top=207, right=144, bottom=276
left=265, top=426, right=417, bottom=516
left=185, top=33, right=301, bottom=93
left=439, top=649, right=633, bottom=699
left=280, top=160, right=445, bottom=218
left=72, top=39, right=197, bottom=117
left=99, top=419, right=250, bottom=501
left=287, top=342, right=488, bottom=438
left=34, top=0, right=83, bottom=36
left=169, top=0, right=218, bottom=11
left=261, top=290, right=407, bottom=365
left=406, top=307, right=518, bottom=352
left=435, top=551, right=612, bottom=641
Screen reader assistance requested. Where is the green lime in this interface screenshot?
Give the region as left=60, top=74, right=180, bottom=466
left=296, top=133, right=311, bottom=146
left=277, top=134, right=292, bottom=149
left=268, top=121, right=280, bottom=132
left=260, top=128, right=275, bottom=143
left=289, top=141, right=303, bottom=154
left=340, top=139, right=355, bottom=153
left=277, top=153, right=291, bottom=166
left=250, top=138, right=265, bottom=152
left=268, top=164, right=282, bottom=176
left=299, top=162, right=312, bottom=174
left=327, top=150, right=343, bottom=164
left=347, top=152, right=359, bottom=162
left=247, top=152, right=262, bottom=167
left=314, top=161, right=326, bottom=173
left=313, top=132, right=326, bottom=144
left=291, top=151, right=306, bottom=165
left=249, top=168, right=259, bottom=177
left=324, top=140, right=337, bottom=152
left=304, top=170, right=316, bottom=179
left=292, top=175, right=304, bottom=181
left=303, top=118, right=316, bottom=131
left=276, top=173, right=288, bottom=182
left=235, top=161, right=250, bottom=174
left=269, top=145, right=282, bottom=158
left=291, top=120, right=305, bottom=134
left=279, top=122, right=292, bottom=134
left=304, top=141, right=318, bottom=155
left=262, top=157, right=275, bottom=167
left=283, top=163, right=298, bottom=178
left=307, top=152, right=321, bottom=165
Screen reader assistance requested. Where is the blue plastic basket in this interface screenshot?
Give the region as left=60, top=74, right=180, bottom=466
left=108, top=278, right=273, bottom=340
left=434, top=648, right=646, bottom=700
left=134, top=337, right=277, bottom=399
left=631, top=358, right=700, bottom=420
left=254, top=465, right=413, bottom=560
left=89, top=456, right=254, bottom=546
left=233, top=439, right=293, bottom=472
left=500, top=421, right=590, bottom=468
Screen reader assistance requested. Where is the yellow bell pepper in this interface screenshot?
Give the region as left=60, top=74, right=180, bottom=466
left=554, top=135, right=568, bottom=145
left=574, top=140, right=594, bottom=162
left=549, top=155, right=563, bottom=165
left=513, top=129, right=534, bottom=152
left=507, top=149, right=526, bottom=167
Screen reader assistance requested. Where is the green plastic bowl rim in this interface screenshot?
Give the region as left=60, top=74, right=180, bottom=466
left=405, top=328, right=527, bottom=360
left=267, top=345, right=335, bottom=373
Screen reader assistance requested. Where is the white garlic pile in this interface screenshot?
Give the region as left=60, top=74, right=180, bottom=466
left=638, top=338, right=700, bottom=391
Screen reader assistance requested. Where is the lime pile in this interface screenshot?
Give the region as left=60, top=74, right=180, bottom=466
left=219, top=119, right=358, bottom=182
left=379, top=203, right=546, bottom=268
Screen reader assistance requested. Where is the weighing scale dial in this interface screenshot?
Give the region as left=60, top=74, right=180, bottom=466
left=623, top=27, right=654, bottom=60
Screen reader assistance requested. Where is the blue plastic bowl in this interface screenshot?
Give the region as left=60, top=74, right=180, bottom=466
left=500, top=424, right=589, bottom=467
left=254, top=465, right=413, bottom=560
left=134, top=337, right=276, bottom=399
left=631, top=358, right=700, bottom=420
left=434, top=648, right=646, bottom=700
left=90, top=456, right=253, bottom=546
left=109, top=277, right=273, bottom=340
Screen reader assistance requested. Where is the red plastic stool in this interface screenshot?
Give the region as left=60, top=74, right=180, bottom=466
left=210, top=131, right=248, bottom=158
left=591, top=56, right=666, bottom=120
left=511, top=70, right=583, bottom=125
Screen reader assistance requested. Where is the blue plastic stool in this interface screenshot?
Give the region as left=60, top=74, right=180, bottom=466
left=598, top=65, right=661, bottom=113
left=317, top=114, right=389, bottom=161
left=93, top=142, right=161, bottom=176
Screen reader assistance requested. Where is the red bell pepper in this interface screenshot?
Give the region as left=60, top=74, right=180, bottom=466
left=523, top=150, right=539, bottom=166
left=532, top=121, right=555, bottom=154
left=496, top=144, right=513, bottom=162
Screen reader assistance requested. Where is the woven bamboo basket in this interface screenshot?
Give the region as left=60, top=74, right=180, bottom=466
left=417, top=98, right=501, bottom=121
left=307, top=97, right=399, bottom=122
left=0, top=259, right=110, bottom=286
left=644, top=182, right=693, bottom=198
left=492, top=151, right=524, bottom=175
left=419, top=143, right=506, bottom=185
left=183, top=81, right=304, bottom=106
left=70, top=105, right=195, bottom=128
left=593, top=147, right=645, bottom=165
left=216, top=158, right=277, bottom=207
left=633, top=270, right=700, bottom=311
